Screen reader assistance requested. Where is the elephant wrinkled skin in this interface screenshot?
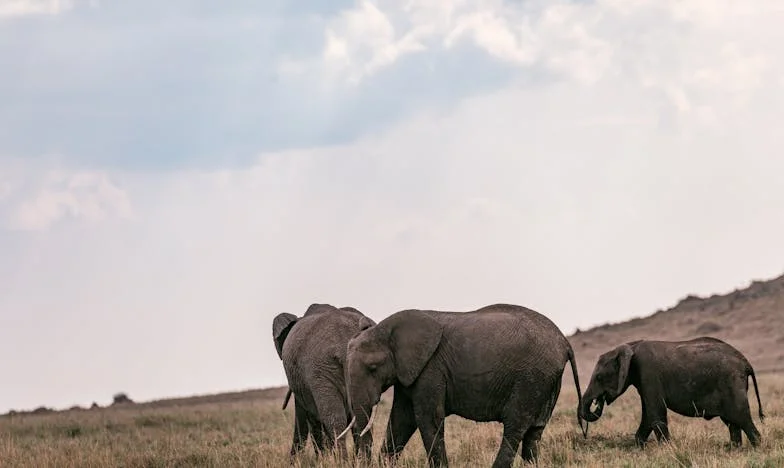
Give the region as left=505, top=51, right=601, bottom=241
left=341, top=303, right=587, bottom=468
left=581, top=337, right=765, bottom=448
left=272, top=304, right=375, bottom=459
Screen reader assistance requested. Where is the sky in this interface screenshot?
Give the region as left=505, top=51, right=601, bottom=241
left=1, top=0, right=784, bottom=412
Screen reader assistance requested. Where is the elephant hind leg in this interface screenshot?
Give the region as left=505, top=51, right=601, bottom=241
left=521, top=377, right=560, bottom=462
left=492, top=420, right=529, bottom=468
left=290, top=401, right=310, bottom=457
left=521, top=426, right=545, bottom=463
left=724, top=390, right=762, bottom=447
left=737, top=412, right=762, bottom=447
left=721, top=417, right=743, bottom=447
left=738, top=402, right=762, bottom=447
left=743, top=422, right=762, bottom=447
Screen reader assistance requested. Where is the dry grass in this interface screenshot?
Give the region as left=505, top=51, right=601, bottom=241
left=2, top=374, right=782, bottom=467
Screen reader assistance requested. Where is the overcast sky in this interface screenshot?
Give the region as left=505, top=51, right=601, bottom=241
left=1, top=0, right=783, bottom=412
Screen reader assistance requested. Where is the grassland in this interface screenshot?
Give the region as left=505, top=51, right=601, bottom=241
left=2, top=373, right=781, bottom=467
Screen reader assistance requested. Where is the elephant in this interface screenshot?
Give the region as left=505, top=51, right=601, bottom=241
left=338, top=303, right=588, bottom=468
left=580, top=337, right=765, bottom=448
left=272, top=304, right=376, bottom=459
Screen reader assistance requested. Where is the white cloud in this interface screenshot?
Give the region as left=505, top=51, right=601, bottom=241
left=0, top=0, right=75, bottom=17
left=321, top=0, right=429, bottom=84
left=0, top=161, right=133, bottom=231
left=305, top=0, right=780, bottom=94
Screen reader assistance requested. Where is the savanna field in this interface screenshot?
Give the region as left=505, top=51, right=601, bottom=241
left=1, top=373, right=781, bottom=468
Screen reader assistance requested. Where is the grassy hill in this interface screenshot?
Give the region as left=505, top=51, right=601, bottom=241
left=2, top=272, right=783, bottom=466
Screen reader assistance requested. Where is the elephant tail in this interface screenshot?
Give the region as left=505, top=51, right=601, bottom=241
left=567, top=347, right=588, bottom=438
left=747, top=366, right=764, bottom=422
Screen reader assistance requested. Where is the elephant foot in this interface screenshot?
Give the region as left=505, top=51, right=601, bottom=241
left=634, top=436, right=648, bottom=449
left=651, top=423, right=670, bottom=444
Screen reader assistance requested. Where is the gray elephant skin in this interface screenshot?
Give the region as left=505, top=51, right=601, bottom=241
left=272, top=303, right=376, bottom=459
left=580, top=337, right=765, bottom=448
left=339, top=303, right=587, bottom=468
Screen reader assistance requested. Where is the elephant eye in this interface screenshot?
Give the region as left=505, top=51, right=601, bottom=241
left=367, top=363, right=378, bottom=372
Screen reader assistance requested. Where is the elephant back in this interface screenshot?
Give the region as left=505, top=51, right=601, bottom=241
left=468, top=303, right=573, bottom=364
left=281, top=305, right=375, bottom=366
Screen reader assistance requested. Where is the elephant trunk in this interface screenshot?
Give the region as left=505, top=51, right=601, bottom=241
left=337, top=388, right=375, bottom=459
left=580, top=393, right=605, bottom=422
left=351, top=399, right=376, bottom=459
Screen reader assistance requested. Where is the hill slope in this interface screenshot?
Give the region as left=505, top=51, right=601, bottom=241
left=568, top=272, right=784, bottom=380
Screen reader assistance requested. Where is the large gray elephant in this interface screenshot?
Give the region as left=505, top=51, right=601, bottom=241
left=337, top=303, right=587, bottom=468
left=272, top=303, right=376, bottom=459
left=580, top=337, right=764, bottom=448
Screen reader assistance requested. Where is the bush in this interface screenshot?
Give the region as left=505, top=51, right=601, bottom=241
left=112, top=393, right=134, bottom=406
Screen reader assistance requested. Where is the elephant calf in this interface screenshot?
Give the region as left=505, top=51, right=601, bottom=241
left=338, top=303, right=588, bottom=468
left=581, top=337, right=764, bottom=448
left=272, top=304, right=375, bottom=459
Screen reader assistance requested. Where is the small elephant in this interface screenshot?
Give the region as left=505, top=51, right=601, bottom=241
left=338, top=303, right=587, bottom=468
left=580, top=337, right=765, bottom=448
left=273, top=304, right=376, bottom=459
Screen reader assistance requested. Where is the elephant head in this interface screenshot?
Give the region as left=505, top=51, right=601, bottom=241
left=580, top=343, right=634, bottom=422
left=338, top=311, right=444, bottom=442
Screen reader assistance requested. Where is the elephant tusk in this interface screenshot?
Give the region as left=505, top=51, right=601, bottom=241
left=336, top=416, right=356, bottom=440
left=359, top=405, right=377, bottom=437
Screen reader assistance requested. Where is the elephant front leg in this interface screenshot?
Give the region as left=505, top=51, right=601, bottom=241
left=310, top=420, right=329, bottom=454
left=634, top=401, right=652, bottom=448
left=651, top=418, right=670, bottom=443
left=637, top=391, right=670, bottom=447
left=634, top=422, right=653, bottom=448
left=381, top=392, right=418, bottom=464
left=414, top=399, right=448, bottom=467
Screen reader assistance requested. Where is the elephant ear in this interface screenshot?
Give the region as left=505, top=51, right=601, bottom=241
left=272, top=313, right=299, bottom=360
left=390, top=311, right=444, bottom=387
left=614, top=344, right=634, bottom=397
left=357, top=315, right=376, bottom=332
